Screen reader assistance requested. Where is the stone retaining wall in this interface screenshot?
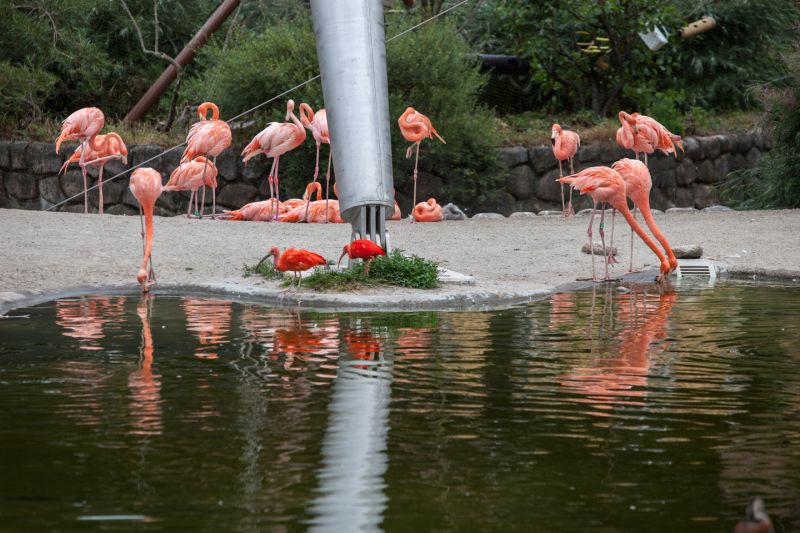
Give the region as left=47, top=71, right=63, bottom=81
left=0, top=132, right=770, bottom=216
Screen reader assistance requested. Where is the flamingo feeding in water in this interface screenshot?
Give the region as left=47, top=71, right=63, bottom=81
left=559, top=166, right=670, bottom=282
left=551, top=124, right=580, bottom=216
left=181, top=102, right=232, bottom=218
left=611, top=158, right=678, bottom=273
left=299, top=103, right=334, bottom=222
left=55, top=107, right=105, bottom=214
left=412, top=198, right=444, bottom=222
left=398, top=107, right=445, bottom=217
left=338, top=239, right=386, bottom=276
left=163, top=157, right=218, bottom=217
left=258, top=246, right=326, bottom=287
left=242, top=100, right=307, bottom=220
left=60, top=132, right=128, bottom=215
left=128, top=167, right=163, bottom=292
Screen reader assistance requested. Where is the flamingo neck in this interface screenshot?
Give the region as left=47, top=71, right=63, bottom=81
left=299, top=103, right=314, bottom=128
left=639, top=202, right=678, bottom=269
left=618, top=203, right=669, bottom=270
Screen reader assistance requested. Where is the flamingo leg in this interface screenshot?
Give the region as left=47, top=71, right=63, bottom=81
left=599, top=205, right=609, bottom=281
left=194, top=188, right=200, bottom=217
left=97, top=165, right=104, bottom=215
left=607, top=208, right=617, bottom=266
left=274, top=156, right=281, bottom=218
left=587, top=203, right=597, bottom=281
left=303, top=141, right=322, bottom=222
left=80, top=140, right=89, bottom=214
left=568, top=158, right=575, bottom=216
left=212, top=156, right=218, bottom=219
left=266, top=157, right=277, bottom=220
left=559, top=159, right=566, bottom=215
left=411, top=143, right=420, bottom=223
left=199, top=185, right=206, bottom=219
left=187, top=190, right=194, bottom=217
left=324, top=148, right=332, bottom=224
left=629, top=206, right=638, bottom=273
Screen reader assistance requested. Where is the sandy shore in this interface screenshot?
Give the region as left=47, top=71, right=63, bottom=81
left=1, top=208, right=798, bottom=313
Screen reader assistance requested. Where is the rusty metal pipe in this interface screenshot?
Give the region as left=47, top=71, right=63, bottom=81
left=124, top=0, right=240, bottom=124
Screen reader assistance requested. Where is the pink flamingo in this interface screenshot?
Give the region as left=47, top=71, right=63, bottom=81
left=162, top=157, right=218, bottom=217
left=299, top=103, right=334, bottom=222
left=551, top=123, right=581, bottom=215
left=128, top=168, right=163, bottom=292
left=242, top=99, right=307, bottom=220
left=616, top=111, right=654, bottom=163
left=283, top=182, right=324, bottom=211
left=281, top=183, right=344, bottom=223
left=559, top=166, right=670, bottom=282
left=55, top=107, right=105, bottom=214
left=611, top=158, right=679, bottom=273
left=181, top=102, right=232, bottom=218
left=223, top=200, right=287, bottom=221
left=60, top=132, right=128, bottom=214
left=398, top=107, right=446, bottom=216
left=631, top=113, right=684, bottom=156
left=412, top=198, right=444, bottom=222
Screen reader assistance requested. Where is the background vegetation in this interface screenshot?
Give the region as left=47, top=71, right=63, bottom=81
left=1, top=0, right=798, bottom=207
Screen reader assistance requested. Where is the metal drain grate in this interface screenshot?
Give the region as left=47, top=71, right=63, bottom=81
left=676, top=259, right=717, bottom=280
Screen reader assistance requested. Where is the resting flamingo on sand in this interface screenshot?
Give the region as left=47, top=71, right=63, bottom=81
left=283, top=182, right=323, bottom=211
left=413, top=198, right=444, bottom=222
left=223, top=200, right=286, bottom=221
left=242, top=100, right=307, bottom=220
left=281, top=182, right=344, bottom=223
left=55, top=107, right=105, bottom=213
left=299, top=103, right=334, bottom=222
left=611, top=158, right=679, bottom=273
left=398, top=107, right=445, bottom=217
left=128, top=168, right=163, bottom=292
left=551, top=124, right=580, bottom=216
left=258, top=246, right=326, bottom=288
left=338, top=239, right=386, bottom=276
left=163, top=157, right=218, bottom=217
left=559, top=166, right=670, bottom=282
left=181, top=102, right=232, bottom=218
left=60, top=132, right=128, bottom=214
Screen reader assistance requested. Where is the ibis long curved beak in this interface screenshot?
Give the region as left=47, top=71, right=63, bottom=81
left=337, top=250, right=347, bottom=269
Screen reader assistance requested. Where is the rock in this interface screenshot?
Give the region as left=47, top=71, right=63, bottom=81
left=217, top=182, right=259, bottom=208
left=652, top=169, right=677, bottom=189
left=4, top=196, right=40, bottom=210
left=576, top=208, right=594, bottom=216
left=665, top=207, right=697, bottom=214
left=510, top=211, right=537, bottom=218
left=529, top=145, right=557, bottom=174
left=537, top=210, right=562, bottom=216
left=535, top=169, right=564, bottom=203
left=471, top=190, right=515, bottom=217
left=59, top=170, right=88, bottom=200
left=672, top=187, right=694, bottom=208
left=26, top=142, right=63, bottom=175
left=214, top=151, right=238, bottom=180
left=732, top=133, right=751, bottom=154
left=577, top=143, right=600, bottom=163
left=717, top=134, right=733, bottom=154
left=500, top=146, right=529, bottom=167
left=729, top=153, right=748, bottom=171
left=106, top=204, right=139, bottom=216
left=0, top=170, right=6, bottom=205
left=129, top=144, right=164, bottom=168
left=673, top=244, right=703, bottom=259
left=746, top=147, right=762, bottom=168
left=4, top=171, right=38, bottom=200
left=471, top=212, right=505, bottom=220
left=414, top=172, right=444, bottom=201
left=240, top=155, right=270, bottom=180
left=505, top=165, right=536, bottom=200
left=675, top=160, right=697, bottom=185
left=761, top=132, right=773, bottom=151
left=0, top=141, right=10, bottom=168
left=650, top=209, right=665, bottom=216
left=89, top=178, right=126, bottom=208
left=442, top=203, right=467, bottom=220
left=683, top=137, right=701, bottom=159
left=39, top=176, right=66, bottom=204
left=582, top=242, right=618, bottom=256
left=699, top=136, right=721, bottom=159
left=702, top=204, right=733, bottom=213
left=692, top=183, right=712, bottom=209
left=695, top=160, right=715, bottom=184
left=518, top=197, right=551, bottom=213
left=712, top=154, right=730, bottom=183
left=10, top=141, right=28, bottom=170
left=60, top=203, right=87, bottom=214
left=648, top=153, right=678, bottom=172
left=649, top=188, right=672, bottom=212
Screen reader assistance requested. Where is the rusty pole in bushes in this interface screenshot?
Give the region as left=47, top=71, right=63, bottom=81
left=124, top=0, right=240, bottom=124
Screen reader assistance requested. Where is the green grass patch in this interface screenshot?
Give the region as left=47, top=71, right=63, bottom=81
left=243, top=250, right=439, bottom=291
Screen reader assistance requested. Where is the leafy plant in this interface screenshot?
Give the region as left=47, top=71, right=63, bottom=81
left=243, top=258, right=286, bottom=281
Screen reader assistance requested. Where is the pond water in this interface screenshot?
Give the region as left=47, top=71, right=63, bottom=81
left=1, top=281, right=799, bottom=532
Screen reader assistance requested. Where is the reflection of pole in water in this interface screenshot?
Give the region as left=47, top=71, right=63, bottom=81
left=308, top=326, right=392, bottom=532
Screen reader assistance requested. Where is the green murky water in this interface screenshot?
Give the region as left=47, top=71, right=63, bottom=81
left=1, top=281, right=799, bottom=532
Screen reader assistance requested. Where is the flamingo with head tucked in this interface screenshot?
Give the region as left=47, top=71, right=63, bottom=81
left=242, top=100, right=307, bottom=220
left=551, top=124, right=580, bottom=216
left=616, top=111, right=654, bottom=164
left=128, top=168, right=163, bottom=292
left=398, top=107, right=445, bottom=216
left=56, top=107, right=105, bottom=214
left=559, top=166, right=670, bottom=283
left=413, top=198, right=444, bottom=222
left=181, top=102, right=232, bottom=218
left=60, top=132, right=128, bottom=214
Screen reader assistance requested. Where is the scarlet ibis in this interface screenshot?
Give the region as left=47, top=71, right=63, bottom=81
left=259, top=246, right=326, bottom=287
left=338, top=239, right=386, bottom=276
left=733, top=498, right=773, bottom=533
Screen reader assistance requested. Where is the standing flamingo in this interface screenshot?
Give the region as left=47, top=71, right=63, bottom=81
left=398, top=107, right=446, bottom=217
left=559, top=166, right=670, bottom=282
left=631, top=113, right=684, bottom=156
left=551, top=124, right=581, bottom=216
left=181, top=102, right=232, bottom=218
left=129, top=168, right=163, bottom=292
left=299, top=103, right=333, bottom=222
left=258, top=246, right=326, bottom=287
left=162, top=157, right=218, bottom=217
left=611, top=158, right=679, bottom=273
left=338, top=239, right=386, bottom=276
left=60, top=132, right=128, bottom=215
left=242, top=100, right=307, bottom=220
left=616, top=110, right=654, bottom=163
left=55, top=107, right=105, bottom=214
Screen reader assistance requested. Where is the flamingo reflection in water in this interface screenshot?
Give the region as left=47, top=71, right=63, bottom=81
left=56, top=296, right=126, bottom=351
left=182, top=299, right=232, bottom=360
left=128, top=295, right=162, bottom=436
left=560, top=287, right=677, bottom=412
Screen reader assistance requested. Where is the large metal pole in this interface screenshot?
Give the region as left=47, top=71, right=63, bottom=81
left=124, top=0, right=240, bottom=124
left=310, top=0, right=395, bottom=249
